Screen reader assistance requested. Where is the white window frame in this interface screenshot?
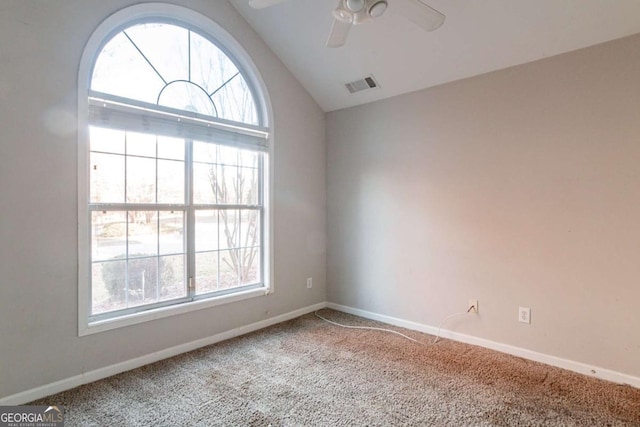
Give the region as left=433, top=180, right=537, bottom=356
left=78, top=3, right=274, bottom=336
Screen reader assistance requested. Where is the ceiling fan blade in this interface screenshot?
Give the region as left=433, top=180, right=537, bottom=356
left=326, top=18, right=352, bottom=48
left=394, top=0, right=445, bottom=32
left=248, top=0, right=290, bottom=9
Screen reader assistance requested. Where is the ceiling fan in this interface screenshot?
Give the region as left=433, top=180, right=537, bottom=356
left=248, top=0, right=445, bottom=48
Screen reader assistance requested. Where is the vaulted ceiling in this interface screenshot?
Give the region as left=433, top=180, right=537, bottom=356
left=229, top=0, right=640, bottom=112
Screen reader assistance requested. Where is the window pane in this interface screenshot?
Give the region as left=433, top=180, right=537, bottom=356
left=127, top=156, right=156, bottom=203
left=196, top=251, right=218, bottom=294
left=190, top=31, right=239, bottom=96
left=239, top=149, right=257, bottom=168
left=193, top=141, right=217, bottom=163
left=219, top=249, right=239, bottom=289
left=239, top=248, right=260, bottom=286
left=159, top=255, right=186, bottom=301
left=210, top=75, right=258, bottom=125
left=90, top=127, right=125, bottom=154
left=159, top=211, right=184, bottom=255
left=193, top=162, right=216, bottom=204
left=92, top=259, right=127, bottom=314
left=91, top=32, right=165, bottom=104
left=240, top=210, right=260, bottom=249
left=125, top=23, right=189, bottom=85
left=157, top=159, right=184, bottom=204
left=128, top=211, right=158, bottom=257
left=218, top=145, right=239, bottom=166
left=216, top=165, right=238, bottom=204
left=127, top=256, right=158, bottom=308
left=196, top=210, right=219, bottom=252
left=157, top=136, right=184, bottom=161
left=158, top=81, right=217, bottom=116
left=92, top=211, right=127, bottom=261
left=239, top=167, right=258, bottom=205
left=90, top=152, right=125, bottom=203
left=219, top=210, right=239, bottom=249
left=127, top=132, right=156, bottom=157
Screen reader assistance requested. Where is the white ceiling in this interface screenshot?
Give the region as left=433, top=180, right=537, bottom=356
left=229, top=0, right=640, bottom=112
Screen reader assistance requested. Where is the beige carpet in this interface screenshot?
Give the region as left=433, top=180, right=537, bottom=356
left=31, top=309, right=640, bottom=426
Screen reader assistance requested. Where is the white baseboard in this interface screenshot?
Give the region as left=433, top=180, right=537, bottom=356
left=326, top=302, right=640, bottom=389
left=4, top=300, right=637, bottom=405
left=0, top=302, right=327, bottom=405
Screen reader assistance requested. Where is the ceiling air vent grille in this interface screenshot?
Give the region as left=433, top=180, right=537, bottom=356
left=345, top=75, right=379, bottom=94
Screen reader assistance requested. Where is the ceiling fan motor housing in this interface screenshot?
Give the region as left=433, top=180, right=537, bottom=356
left=338, top=0, right=388, bottom=24
left=346, top=0, right=365, bottom=12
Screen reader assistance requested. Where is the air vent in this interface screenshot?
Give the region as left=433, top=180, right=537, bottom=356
left=345, top=75, right=379, bottom=94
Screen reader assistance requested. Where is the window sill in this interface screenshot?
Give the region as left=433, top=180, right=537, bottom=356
left=79, top=286, right=270, bottom=336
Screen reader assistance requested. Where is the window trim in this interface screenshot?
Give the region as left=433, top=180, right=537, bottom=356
left=78, top=3, right=274, bottom=336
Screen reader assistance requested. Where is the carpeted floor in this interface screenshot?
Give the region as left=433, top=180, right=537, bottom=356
left=31, top=309, right=640, bottom=426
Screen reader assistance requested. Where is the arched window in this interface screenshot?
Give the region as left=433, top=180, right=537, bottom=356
left=78, top=5, right=272, bottom=335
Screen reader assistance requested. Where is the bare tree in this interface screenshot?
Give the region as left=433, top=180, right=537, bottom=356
left=208, top=161, right=259, bottom=286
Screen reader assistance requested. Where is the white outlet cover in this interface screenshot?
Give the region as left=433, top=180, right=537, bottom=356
left=519, top=307, right=531, bottom=324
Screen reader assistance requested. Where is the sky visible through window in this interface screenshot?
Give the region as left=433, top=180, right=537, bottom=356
left=91, top=22, right=258, bottom=124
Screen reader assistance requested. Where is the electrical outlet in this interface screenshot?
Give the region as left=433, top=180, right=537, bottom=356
left=519, top=307, right=531, bottom=324
left=469, top=299, right=478, bottom=314
left=306, top=277, right=313, bottom=289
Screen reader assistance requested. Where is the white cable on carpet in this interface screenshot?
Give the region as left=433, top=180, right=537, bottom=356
left=314, top=310, right=426, bottom=345
left=315, top=306, right=476, bottom=346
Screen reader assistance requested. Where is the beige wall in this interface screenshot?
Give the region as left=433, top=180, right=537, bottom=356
left=0, top=0, right=325, bottom=398
left=327, top=34, right=640, bottom=378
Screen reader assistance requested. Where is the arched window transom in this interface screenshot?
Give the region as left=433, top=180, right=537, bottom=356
left=92, top=22, right=258, bottom=125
